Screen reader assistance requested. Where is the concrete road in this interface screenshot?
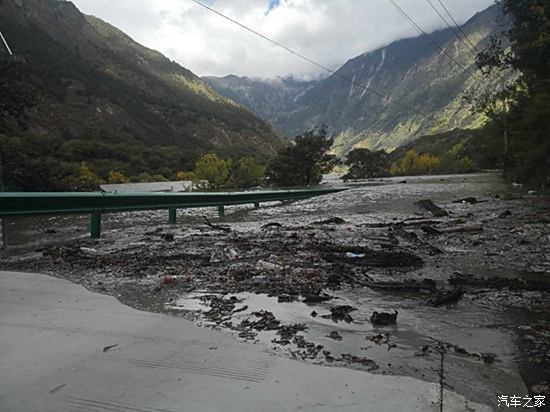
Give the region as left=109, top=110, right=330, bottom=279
left=0, top=271, right=492, bottom=412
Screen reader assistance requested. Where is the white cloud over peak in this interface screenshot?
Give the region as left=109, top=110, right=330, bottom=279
left=72, top=0, right=495, bottom=79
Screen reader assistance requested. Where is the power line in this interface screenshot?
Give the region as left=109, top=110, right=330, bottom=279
left=424, top=0, right=477, bottom=58
left=386, top=0, right=472, bottom=74
left=436, top=0, right=478, bottom=53
left=189, top=0, right=426, bottom=117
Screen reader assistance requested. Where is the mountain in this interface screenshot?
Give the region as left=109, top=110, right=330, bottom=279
left=205, top=5, right=509, bottom=155
left=203, top=75, right=314, bottom=135
left=0, top=0, right=285, bottom=189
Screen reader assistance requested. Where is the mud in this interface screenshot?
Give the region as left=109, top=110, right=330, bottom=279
left=1, top=173, right=550, bottom=410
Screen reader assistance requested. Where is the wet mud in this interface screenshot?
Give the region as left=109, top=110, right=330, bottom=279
left=1, top=173, right=549, bottom=410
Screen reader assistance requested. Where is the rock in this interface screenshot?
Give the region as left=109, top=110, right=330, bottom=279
left=338, top=354, right=379, bottom=371
left=210, top=246, right=238, bottom=263
left=327, top=331, right=343, bottom=341
left=323, top=350, right=335, bottom=362
left=499, top=210, right=512, bottom=218
left=370, top=310, right=398, bottom=326
left=256, top=260, right=283, bottom=271
left=261, top=222, right=283, bottom=230
left=414, top=199, right=448, bottom=217
left=161, top=233, right=174, bottom=242
left=240, top=310, right=280, bottom=331
left=427, top=288, right=464, bottom=306
left=322, top=305, right=357, bottom=323
left=302, top=292, right=333, bottom=304
left=277, top=324, right=307, bottom=342
left=481, top=352, right=497, bottom=364
left=278, top=294, right=296, bottom=303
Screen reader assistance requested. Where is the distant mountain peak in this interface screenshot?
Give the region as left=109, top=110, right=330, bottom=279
left=205, top=4, right=508, bottom=154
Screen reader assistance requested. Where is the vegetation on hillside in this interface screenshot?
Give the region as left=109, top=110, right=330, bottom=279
left=472, top=0, right=550, bottom=183
left=0, top=0, right=284, bottom=191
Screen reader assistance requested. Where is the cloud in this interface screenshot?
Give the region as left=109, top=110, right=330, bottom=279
left=71, top=0, right=495, bottom=79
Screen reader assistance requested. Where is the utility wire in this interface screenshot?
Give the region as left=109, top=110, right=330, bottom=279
left=386, top=0, right=472, bottom=74
left=190, top=0, right=426, bottom=117
left=436, top=0, right=478, bottom=53
left=425, top=0, right=477, bottom=58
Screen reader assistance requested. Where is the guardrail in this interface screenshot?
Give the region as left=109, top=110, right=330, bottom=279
left=0, top=188, right=347, bottom=240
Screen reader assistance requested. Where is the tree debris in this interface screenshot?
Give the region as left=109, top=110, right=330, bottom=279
left=202, top=216, right=231, bottom=233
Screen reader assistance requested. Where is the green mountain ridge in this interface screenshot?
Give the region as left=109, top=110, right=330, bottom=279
left=0, top=0, right=285, bottom=189
left=205, top=5, right=511, bottom=155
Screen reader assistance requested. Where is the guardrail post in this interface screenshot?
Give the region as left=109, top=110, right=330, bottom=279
left=168, top=208, right=176, bottom=224
left=254, top=202, right=260, bottom=209
left=217, top=205, right=225, bottom=218
left=90, top=212, right=101, bottom=239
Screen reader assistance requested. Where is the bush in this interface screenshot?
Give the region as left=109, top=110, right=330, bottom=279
left=193, top=153, right=231, bottom=190
left=231, top=157, right=266, bottom=189
left=268, top=126, right=338, bottom=186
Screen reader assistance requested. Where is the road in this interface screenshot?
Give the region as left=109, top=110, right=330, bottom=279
left=0, top=270, right=491, bottom=412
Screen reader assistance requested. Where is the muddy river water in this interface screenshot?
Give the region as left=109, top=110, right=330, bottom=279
left=1, top=173, right=549, bottom=411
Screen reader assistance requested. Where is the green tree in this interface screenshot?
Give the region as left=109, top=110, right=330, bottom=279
left=231, top=157, right=266, bottom=189
left=475, top=0, right=550, bottom=182
left=343, top=148, right=389, bottom=179
left=107, top=170, right=130, bottom=184
left=175, top=171, right=196, bottom=181
left=268, top=126, right=338, bottom=186
left=193, top=153, right=231, bottom=190
left=76, top=162, right=101, bottom=190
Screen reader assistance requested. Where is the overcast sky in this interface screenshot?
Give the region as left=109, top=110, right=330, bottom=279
left=71, top=0, right=495, bottom=79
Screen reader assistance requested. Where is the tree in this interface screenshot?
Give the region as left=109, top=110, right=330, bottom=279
left=107, top=170, right=130, bottom=184
left=193, top=153, right=231, bottom=190
left=231, top=157, right=266, bottom=189
left=268, top=126, right=338, bottom=186
left=474, top=0, right=550, bottom=182
left=343, top=148, right=389, bottom=179
left=175, top=171, right=196, bottom=181
left=390, top=149, right=442, bottom=175
left=76, top=162, right=101, bottom=190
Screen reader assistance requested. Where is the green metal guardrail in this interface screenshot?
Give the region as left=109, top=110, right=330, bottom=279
left=0, top=188, right=347, bottom=239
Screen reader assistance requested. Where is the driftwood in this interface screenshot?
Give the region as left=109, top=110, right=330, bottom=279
left=365, top=278, right=437, bottom=293
left=202, top=216, right=231, bottom=233
left=415, top=199, right=449, bottom=217
left=392, top=225, right=443, bottom=255
left=421, top=224, right=483, bottom=235
left=261, top=222, right=284, bottom=230
left=450, top=272, right=550, bottom=292
left=312, top=217, right=347, bottom=225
